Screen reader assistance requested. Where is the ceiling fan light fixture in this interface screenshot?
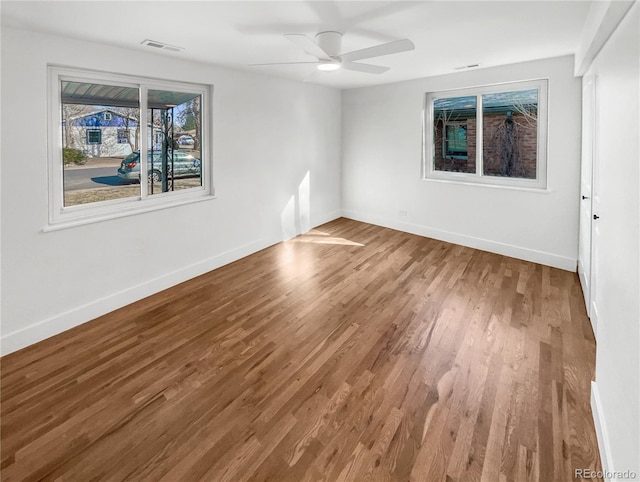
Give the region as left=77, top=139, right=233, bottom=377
left=252, top=32, right=414, bottom=76
left=317, top=60, right=341, bottom=72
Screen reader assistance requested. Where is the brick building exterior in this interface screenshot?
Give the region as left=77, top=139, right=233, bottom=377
left=433, top=90, right=538, bottom=179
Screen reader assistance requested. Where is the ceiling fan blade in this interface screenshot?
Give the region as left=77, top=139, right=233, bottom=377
left=284, top=34, right=332, bottom=61
left=340, top=39, right=414, bottom=62
left=249, top=61, right=320, bottom=66
left=342, top=62, right=390, bottom=74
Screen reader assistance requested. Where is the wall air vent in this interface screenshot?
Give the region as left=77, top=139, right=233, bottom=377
left=141, top=39, right=184, bottom=52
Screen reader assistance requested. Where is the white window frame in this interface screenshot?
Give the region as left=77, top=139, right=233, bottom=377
left=47, top=65, right=214, bottom=229
left=423, top=79, right=548, bottom=189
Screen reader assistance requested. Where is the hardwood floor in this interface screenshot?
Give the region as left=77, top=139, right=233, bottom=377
left=1, top=218, right=602, bottom=481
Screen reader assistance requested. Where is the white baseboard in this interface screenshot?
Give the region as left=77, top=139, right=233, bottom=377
left=342, top=210, right=577, bottom=271
left=0, top=238, right=272, bottom=356
left=1, top=211, right=344, bottom=357
left=314, top=209, right=344, bottom=229
left=591, top=381, right=614, bottom=481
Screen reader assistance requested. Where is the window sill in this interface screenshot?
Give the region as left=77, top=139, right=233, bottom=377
left=43, top=193, right=216, bottom=232
left=421, top=176, right=551, bottom=193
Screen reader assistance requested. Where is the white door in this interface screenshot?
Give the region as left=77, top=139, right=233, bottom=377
left=589, top=75, right=602, bottom=335
left=578, top=76, right=596, bottom=328
left=578, top=76, right=594, bottom=319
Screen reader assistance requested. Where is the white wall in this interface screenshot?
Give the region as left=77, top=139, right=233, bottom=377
left=574, top=0, right=635, bottom=76
left=0, top=27, right=342, bottom=355
left=586, top=3, right=640, bottom=478
left=341, top=56, right=582, bottom=270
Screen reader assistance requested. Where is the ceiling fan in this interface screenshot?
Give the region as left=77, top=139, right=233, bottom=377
left=250, top=31, right=415, bottom=74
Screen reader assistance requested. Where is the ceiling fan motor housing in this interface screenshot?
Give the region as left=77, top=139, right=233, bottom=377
left=315, top=31, right=343, bottom=58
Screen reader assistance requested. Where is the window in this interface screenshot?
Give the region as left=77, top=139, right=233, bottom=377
left=117, top=129, right=129, bottom=144
left=444, top=122, right=468, bottom=159
left=424, top=79, right=548, bottom=189
left=86, top=129, right=102, bottom=145
left=48, top=66, right=212, bottom=227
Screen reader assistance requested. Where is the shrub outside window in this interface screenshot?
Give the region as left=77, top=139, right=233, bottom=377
left=48, top=66, right=213, bottom=228
left=424, top=79, right=548, bottom=189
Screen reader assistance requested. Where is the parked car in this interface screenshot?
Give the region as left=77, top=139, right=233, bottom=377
left=117, top=150, right=201, bottom=183
left=178, top=135, right=195, bottom=147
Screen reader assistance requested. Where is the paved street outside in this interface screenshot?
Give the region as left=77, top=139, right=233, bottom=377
left=64, top=167, right=123, bottom=191
left=63, top=157, right=201, bottom=205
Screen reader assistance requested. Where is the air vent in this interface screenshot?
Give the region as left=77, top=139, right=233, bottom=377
left=454, top=64, right=480, bottom=71
left=141, top=39, right=184, bottom=52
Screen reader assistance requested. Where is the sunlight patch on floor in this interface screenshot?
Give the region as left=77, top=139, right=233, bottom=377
left=289, top=229, right=365, bottom=247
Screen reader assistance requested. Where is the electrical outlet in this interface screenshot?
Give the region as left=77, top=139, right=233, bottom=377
left=399, top=210, right=408, bottom=217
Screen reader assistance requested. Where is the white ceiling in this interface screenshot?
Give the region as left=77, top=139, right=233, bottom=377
left=1, top=1, right=592, bottom=89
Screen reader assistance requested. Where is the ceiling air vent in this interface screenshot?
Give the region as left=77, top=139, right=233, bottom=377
left=141, top=39, right=184, bottom=53
left=453, top=64, right=479, bottom=71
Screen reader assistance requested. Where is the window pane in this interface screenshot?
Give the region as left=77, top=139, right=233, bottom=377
left=61, top=81, right=140, bottom=206
left=147, top=90, right=203, bottom=195
left=433, top=96, right=476, bottom=173
left=482, top=89, right=538, bottom=179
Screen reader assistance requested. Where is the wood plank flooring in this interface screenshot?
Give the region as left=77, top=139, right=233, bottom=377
left=1, top=218, right=602, bottom=481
